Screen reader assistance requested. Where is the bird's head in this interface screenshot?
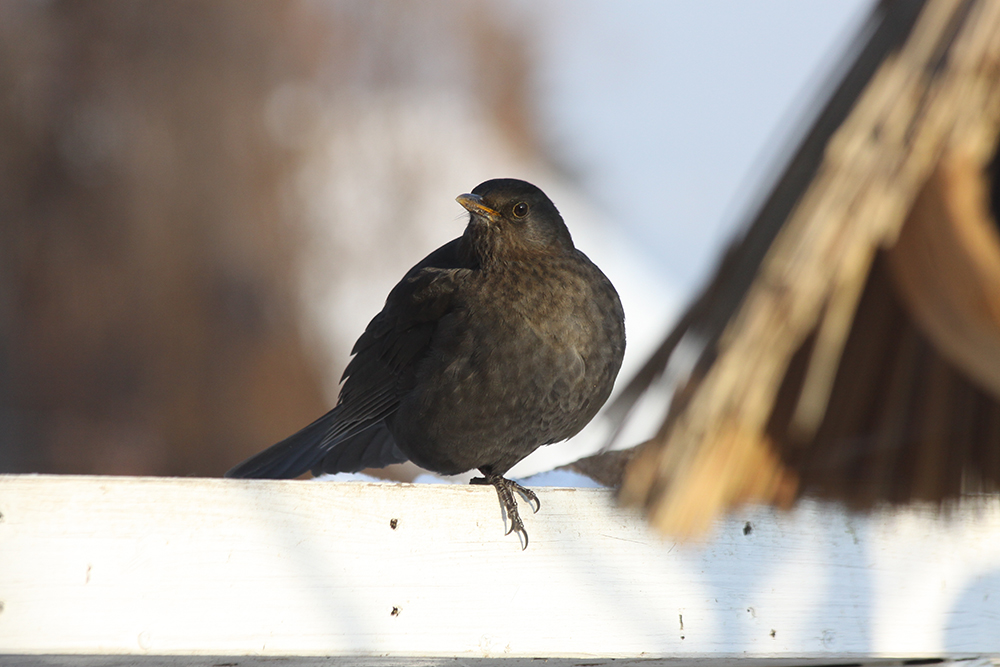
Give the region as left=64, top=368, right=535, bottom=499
left=456, top=179, right=574, bottom=266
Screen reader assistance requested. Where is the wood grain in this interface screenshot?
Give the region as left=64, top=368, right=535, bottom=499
left=2, top=475, right=1000, bottom=663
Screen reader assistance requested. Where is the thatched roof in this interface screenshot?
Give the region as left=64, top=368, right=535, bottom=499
left=576, top=0, right=1000, bottom=536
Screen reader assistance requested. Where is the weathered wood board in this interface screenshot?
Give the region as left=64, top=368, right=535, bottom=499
left=1, top=475, right=999, bottom=666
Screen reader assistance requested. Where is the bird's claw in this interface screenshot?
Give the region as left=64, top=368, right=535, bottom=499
left=474, top=474, right=536, bottom=549
left=509, top=479, right=540, bottom=513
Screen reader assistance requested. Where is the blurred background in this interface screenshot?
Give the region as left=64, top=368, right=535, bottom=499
left=0, top=0, right=872, bottom=479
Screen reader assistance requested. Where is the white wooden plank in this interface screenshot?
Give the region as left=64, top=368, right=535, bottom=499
left=2, top=659, right=992, bottom=667
left=1, top=474, right=999, bottom=664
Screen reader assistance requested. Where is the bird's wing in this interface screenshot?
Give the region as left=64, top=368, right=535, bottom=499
left=225, top=239, right=470, bottom=480
left=335, top=248, right=472, bottom=432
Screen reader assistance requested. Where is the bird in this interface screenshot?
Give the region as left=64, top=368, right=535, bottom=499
left=225, top=178, right=626, bottom=548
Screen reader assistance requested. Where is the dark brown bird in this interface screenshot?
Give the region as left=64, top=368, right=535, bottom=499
left=226, top=179, right=625, bottom=547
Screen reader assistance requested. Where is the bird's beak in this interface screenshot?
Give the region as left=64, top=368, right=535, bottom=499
left=456, top=193, right=500, bottom=222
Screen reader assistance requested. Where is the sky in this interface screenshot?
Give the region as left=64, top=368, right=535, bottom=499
left=531, top=0, right=876, bottom=294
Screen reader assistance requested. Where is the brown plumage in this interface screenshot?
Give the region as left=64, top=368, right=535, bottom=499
left=226, top=179, right=626, bottom=548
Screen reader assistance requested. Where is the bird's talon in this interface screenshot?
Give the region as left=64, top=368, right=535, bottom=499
left=509, top=479, right=540, bottom=513
left=526, top=494, right=541, bottom=513
left=481, top=473, right=537, bottom=548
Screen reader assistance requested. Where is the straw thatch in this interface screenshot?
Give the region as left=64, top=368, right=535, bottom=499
left=583, top=0, right=1000, bottom=536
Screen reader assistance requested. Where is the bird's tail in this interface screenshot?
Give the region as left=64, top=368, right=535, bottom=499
left=224, top=408, right=346, bottom=479
left=224, top=407, right=408, bottom=479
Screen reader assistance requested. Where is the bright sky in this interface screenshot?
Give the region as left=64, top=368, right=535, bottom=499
left=532, top=0, right=876, bottom=294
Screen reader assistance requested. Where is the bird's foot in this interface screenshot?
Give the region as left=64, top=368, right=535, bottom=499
left=508, top=478, right=540, bottom=513
left=471, top=474, right=539, bottom=549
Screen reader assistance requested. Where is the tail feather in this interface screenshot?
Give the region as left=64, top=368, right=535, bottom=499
left=225, top=411, right=336, bottom=479
left=316, top=422, right=407, bottom=475
left=225, top=408, right=408, bottom=479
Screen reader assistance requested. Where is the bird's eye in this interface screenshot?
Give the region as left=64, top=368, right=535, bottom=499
left=512, top=202, right=529, bottom=218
